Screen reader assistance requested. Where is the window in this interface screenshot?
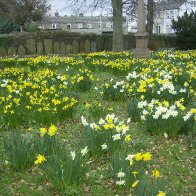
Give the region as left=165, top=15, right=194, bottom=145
left=78, top=23, right=83, bottom=28
left=106, top=22, right=112, bottom=28
left=170, top=10, right=174, bottom=19
left=39, top=25, right=44, bottom=29
left=87, top=23, right=92, bottom=28
left=67, top=23, right=71, bottom=29
left=52, top=23, right=57, bottom=29
left=156, top=25, right=161, bottom=34
left=170, top=25, right=173, bottom=32
left=166, top=25, right=172, bottom=33
left=166, top=11, right=170, bottom=19
left=166, top=25, right=170, bottom=33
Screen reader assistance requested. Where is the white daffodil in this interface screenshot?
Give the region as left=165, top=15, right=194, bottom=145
left=116, top=180, right=125, bottom=186
left=183, top=112, right=192, bottom=121
left=90, top=123, right=97, bottom=129
left=81, top=116, right=89, bottom=126
left=112, top=134, right=121, bottom=141
left=117, top=171, right=126, bottom=178
left=81, top=146, right=88, bottom=156
left=127, top=118, right=131, bottom=124
left=125, top=154, right=135, bottom=161
left=101, top=143, right=108, bottom=150
left=99, top=118, right=105, bottom=125
left=141, top=115, right=146, bottom=120
left=70, top=151, right=76, bottom=160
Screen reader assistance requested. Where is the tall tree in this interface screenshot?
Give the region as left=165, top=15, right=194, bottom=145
left=112, top=0, right=124, bottom=51
left=146, top=0, right=154, bottom=40
left=0, top=0, right=19, bottom=33
left=0, top=0, right=50, bottom=32
left=64, top=0, right=129, bottom=51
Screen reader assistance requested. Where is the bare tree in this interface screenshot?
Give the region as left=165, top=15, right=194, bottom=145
left=64, top=0, right=128, bottom=51
left=123, top=0, right=137, bottom=20
left=64, top=0, right=110, bottom=15
left=65, top=0, right=173, bottom=50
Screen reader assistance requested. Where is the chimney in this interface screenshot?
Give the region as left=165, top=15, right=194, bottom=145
left=55, top=10, right=59, bottom=18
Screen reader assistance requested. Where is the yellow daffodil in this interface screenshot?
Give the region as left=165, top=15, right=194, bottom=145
left=34, top=154, right=46, bottom=165
left=152, top=168, right=160, bottom=178
left=143, top=152, right=152, bottom=161
left=156, top=191, right=166, bottom=196
left=40, top=127, right=47, bottom=137
left=131, top=180, right=139, bottom=188
left=135, top=153, right=143, bottom=161
left=48, top=125, right=57, bottom=137
left=125, top=134, right=131, bottom=142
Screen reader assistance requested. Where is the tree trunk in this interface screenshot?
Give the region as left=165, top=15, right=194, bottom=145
left=112, top=0, right=124, bottom=52
left=146, top=0, right=154, bottom=40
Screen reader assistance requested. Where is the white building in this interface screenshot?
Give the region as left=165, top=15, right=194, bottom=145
left=154, top=0, right=196, bottom=34
left=128, top=0, right=196, bottom=34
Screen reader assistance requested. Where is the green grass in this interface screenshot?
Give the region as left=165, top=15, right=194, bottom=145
left=0, top=62, right=195, bottom=196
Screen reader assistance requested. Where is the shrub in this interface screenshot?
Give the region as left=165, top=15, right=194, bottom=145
left=0, top=19, right=19, bottom=34
left=172, top=11, right=196, bottom=50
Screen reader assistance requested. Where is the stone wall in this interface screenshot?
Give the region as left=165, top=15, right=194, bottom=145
left=0, top=31, right=136, bottom=56
left=0, top=31, right=175, bottom=57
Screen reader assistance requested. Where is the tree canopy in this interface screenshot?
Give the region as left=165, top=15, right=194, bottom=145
left=0, top=0, right=50, bottom=32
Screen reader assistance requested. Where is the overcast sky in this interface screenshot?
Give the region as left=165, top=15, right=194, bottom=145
left=49, top=0, right=111, bottom=16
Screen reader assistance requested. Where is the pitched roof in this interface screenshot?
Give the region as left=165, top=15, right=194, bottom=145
left=43, top=15, right=113, bottom=24
left=156, top=0, right=187, bottom=11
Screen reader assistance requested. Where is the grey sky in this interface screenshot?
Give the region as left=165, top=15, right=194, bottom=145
left=49, top=0, right=111, bottom=16
left=49, top=0, right=70, bottom=15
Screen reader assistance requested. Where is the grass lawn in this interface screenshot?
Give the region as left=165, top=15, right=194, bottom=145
left=0, top=51, right=195, bottom=195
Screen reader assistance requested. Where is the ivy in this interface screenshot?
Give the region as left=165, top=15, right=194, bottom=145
left=0, top=36, right=14, bottom=49
left=80, top=33, right=98, bottom=41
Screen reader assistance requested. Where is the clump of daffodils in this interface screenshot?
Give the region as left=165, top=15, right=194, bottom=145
left=39, top=124, right=57, bottom=137
left=0, top=67, right=78, bottom=127
left=103, top=80, right=128, bottom=101
left=71, top=68, right=94, bottom=91
left=137, top=99, right=186, bottom=121
left=135, top=99, right=195, bottom=135
left=81, top=114, right=131, bottom=136
left=125, top=152, right=152, bottom=165
left=81, top=114, right=131, bottom=155
left=113, top=151, right=163, bottom=194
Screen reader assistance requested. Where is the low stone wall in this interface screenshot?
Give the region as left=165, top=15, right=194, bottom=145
left=0, top=31, right=136, bottom=56
left=0, top=31, right=176, bottom=57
